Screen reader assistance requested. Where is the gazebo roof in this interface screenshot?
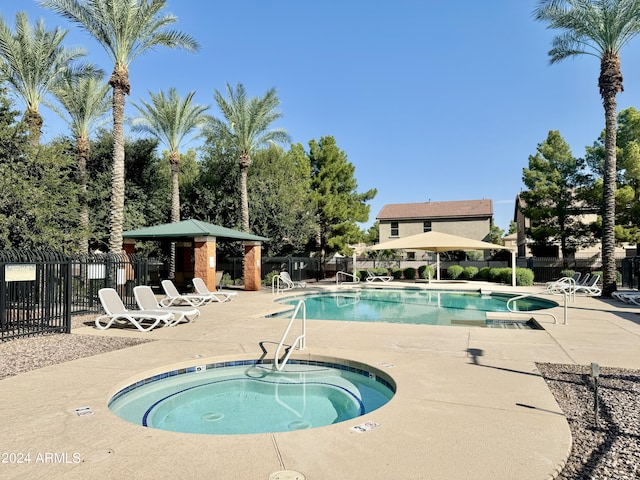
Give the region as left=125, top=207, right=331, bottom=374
left=123, top=219, right=268, bottom=242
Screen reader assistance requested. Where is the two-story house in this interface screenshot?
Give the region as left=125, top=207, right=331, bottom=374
left=376, top=199, right=493, bottom=259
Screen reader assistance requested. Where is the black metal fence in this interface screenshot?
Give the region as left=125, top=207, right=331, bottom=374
left=1, top=250, right=149, bottom=341
left=217, top=256, right=322, bottom=284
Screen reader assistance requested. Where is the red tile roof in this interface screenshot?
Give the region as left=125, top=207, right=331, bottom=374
left=377, top=199, right=493, bottom=220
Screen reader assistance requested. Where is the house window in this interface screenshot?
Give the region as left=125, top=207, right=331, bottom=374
left=406, top=252, right=416, bottom=260
left=390, top=222, right=399, bottom=237
left=423, top=221, right=432, bottom=233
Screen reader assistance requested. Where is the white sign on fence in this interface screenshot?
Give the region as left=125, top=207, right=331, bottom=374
left=5, top=264, right=36, bottom=282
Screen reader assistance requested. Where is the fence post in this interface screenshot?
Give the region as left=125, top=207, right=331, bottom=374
left=64, top=256, right=72, bottom=333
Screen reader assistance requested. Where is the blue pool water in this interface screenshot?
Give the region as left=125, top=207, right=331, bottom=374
left=274, top=288, right=557, bottom=328
left=109, top=359, right=395, bottom=434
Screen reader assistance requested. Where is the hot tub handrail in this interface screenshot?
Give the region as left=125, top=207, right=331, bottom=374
left=506, top=290, right=567, bottom=325
left=274, top=300, right=306, bottom=371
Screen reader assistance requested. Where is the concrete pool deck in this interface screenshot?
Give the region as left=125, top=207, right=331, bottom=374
left=2, top=281, right=640, bottom=479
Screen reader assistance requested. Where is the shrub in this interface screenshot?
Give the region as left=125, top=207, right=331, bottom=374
left=447, top=265, right=464, bottom=279
left=262, top=271, right=279, bottom=286
left=391, top=268, right=403, bottom=280
left=488, top=267, right=503, bottom=282
left=591, top=270, right=621, bottom=284
left=420, top=265, right=435, bottom=280
left=477, top=267, right=491, bottom=280
left=515, top=268, right=534, bottom=286
left=560, top=269, right=576, bottom=279
left=461, top=266, right=479, bottom=279
left=403, top=267, right=416, bottom=280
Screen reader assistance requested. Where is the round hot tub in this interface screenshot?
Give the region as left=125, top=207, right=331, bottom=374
left=109, top=357, right=395, bottom=435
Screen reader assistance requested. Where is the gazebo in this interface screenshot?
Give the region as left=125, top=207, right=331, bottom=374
left=122, top=219, right=268, bottom=291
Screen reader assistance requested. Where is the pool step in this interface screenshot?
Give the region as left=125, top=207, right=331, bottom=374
left=486, top=311, right=535, bottom=321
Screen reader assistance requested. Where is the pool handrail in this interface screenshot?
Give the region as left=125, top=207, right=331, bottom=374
left=545, top=276, right=577, bottom=302
left=505, top=290, right=566, bottom=325
left=274, top=300, right=306, bottom=371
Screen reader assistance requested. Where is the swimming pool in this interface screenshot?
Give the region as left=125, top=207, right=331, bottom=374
left=109, top=358, right=395, bottom=435
left=273, top=288, right=557, bottom=328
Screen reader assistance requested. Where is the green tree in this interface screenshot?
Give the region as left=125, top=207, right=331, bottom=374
left=0, top=11, right=90, bottom=145
left=308, top=136, right=377, bottom=273
left=51, top=73, right=111, bottom=253
left=209, top=82, right=290, bottom=232
left=248, top=144, right=316, bottom=256
left=184, top=126, right=240, bottom=241
left=40, top=0, right=200, bottom=253
left=521, top=130, right=596, bottom=257
left=131, top=88, right=208, bottom=225
left=0, top=90, right=81, bottom=250
left=87, top=130, right=170, bottom=251
left=535, top=0, right=640, bottom=296
left=131, top=88, right=208, bottom=278
left=586, top=107, right=640, bottom=249
left=489, top=224, right=505, bottom=246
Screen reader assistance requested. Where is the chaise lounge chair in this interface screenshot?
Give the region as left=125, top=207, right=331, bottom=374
left=612, top=290, right=640, bottom=304
left=192, top=277, right=237, bottom=302
left=549, top=274, right=601, bottom=296
left=96, top=288, right=174, bottom=332
left=365, top=269, right=393, bottom=283
left=160, top=280, right=210, bottom=307
left=134, top=285, right=200, bottom=325
left=574, top=274, right=601, bottom=295
left=278, top=271, right=307, bottom=289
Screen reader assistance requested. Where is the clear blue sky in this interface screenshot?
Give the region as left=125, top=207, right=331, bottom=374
left=6, top=1, right=640, bottom=233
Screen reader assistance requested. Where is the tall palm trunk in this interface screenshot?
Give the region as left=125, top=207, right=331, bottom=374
left=108, top=66, right=130, bottom=253
left=599, top=52, right=623, bottom=297
left=24, top=107, right=42, bottom=147
left=169, top=150, right=181, bottom=279
left=239, top=153, right=251, bottom=232
left=77, top=135, right=90, bottom=253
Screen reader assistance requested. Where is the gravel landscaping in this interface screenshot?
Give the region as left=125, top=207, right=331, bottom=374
left=0, top=327, right=638, bottom=479
left=536, top=363, right=640, bottom=479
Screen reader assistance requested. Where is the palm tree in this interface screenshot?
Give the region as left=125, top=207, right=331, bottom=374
left=209, top=83, right=290, bottom=232
left=51, top=73, right=111, bottom=253
left=131, top=87, right=209, bottom=278
left=534, top=0, right=640, bottom=297
left=38, top=0, right=199, bottom=253
left=0, top=11, right=90, bottom=146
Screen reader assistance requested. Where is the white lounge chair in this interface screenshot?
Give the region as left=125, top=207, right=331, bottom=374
left=160, top=280, right=209, bottom=307
left=365, top=269, right=393, bottom=283
left=280, top=271, right=307, bottom=289
left=96, top=288, right=174, bottom=332
left=612, top=290, right=640, bottom=304
left=548, top=274, right=600, bottom=296
left=574, top=274, right=601, bottom=295
left=192, top=277, right=237, bottom=302
left=134, top=285, right=200, bottom=325
left=546, top=272, right=581, bottom=288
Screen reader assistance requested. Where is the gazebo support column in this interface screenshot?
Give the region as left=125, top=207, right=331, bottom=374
left=122, top=239, right=136, bottom=255
left=244, top=241, right=262, bottom=291
left=194, top=236, right=217, bottom=291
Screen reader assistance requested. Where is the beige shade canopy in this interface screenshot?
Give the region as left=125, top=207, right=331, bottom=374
left=367, top=231, right=516, bottom=285
left=368, top=231, right=511, bottom=252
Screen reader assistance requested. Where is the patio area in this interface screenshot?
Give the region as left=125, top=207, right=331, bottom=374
left=1, top=282, right=639, bottom=479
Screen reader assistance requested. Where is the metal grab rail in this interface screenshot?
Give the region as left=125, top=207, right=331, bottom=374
left=506, top=290, right=566, bottom=325
left=545, top=277, right=577, bottom=302
left=274, top=300, right=306, bottom=371
left=336, top=270, right=360, bottom=287
left=271, top=275, right=289, bottom=294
